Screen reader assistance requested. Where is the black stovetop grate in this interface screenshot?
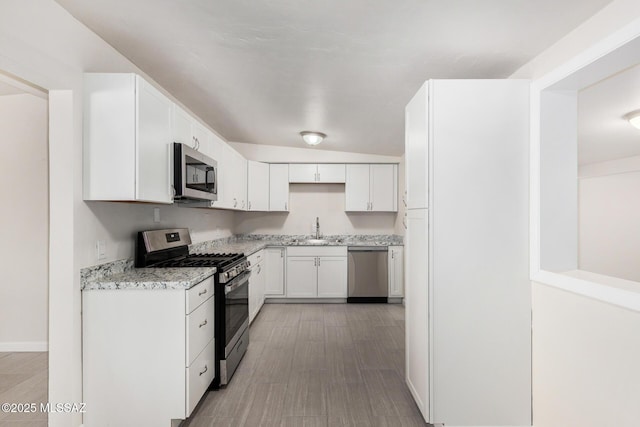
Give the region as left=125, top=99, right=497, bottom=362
left=151, top=252, right=244, bottom=269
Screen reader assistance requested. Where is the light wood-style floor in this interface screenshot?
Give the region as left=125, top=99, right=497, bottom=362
left=0, top=352, right=48, bottom=426
left=186, top=303, right=427, bottom=427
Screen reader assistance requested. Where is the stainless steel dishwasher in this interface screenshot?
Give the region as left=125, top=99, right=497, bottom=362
left=347, top=246, right=388, bottom=303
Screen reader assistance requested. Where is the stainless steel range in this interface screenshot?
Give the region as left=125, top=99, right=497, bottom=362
left=135, top=228, right=250, bottom=387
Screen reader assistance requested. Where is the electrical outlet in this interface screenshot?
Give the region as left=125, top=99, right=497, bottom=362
left=153, top=207, right=161, bottom=223
left=96, top=240, right=106, bottom=261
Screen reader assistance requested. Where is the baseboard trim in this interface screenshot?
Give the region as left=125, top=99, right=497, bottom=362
left=0, top=341, right=48, bottom=352
left=265, top=298, right=347, bottom=304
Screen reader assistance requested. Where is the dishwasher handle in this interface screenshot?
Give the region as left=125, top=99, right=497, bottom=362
left=347, top=246, right=389, bottom=252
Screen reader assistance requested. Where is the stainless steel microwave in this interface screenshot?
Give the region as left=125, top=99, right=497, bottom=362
left=173, top=142, right=218, bottom=202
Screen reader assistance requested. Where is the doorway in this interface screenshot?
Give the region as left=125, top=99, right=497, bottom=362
left=0, top=71, right=49, bottom=426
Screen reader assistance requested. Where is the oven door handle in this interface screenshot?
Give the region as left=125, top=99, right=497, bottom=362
left=224, top=271, right=251, bottom=295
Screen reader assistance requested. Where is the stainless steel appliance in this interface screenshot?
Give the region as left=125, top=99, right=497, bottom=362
left=173, top=143, right=218, bottom=202
left=135, top=228, right=250, bottom=388
left=347, top=246, right=388, bottom=303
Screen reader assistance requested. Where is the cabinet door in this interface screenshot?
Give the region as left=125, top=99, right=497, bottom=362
left=388, top=246, right=404, bottom=297
left=317, top=257, right=348, bottom=297
left=192, top=121, right=209, bottom=154
left=289, top=164, right=317, bottom=183
left=317, top=164, right=346, bottom=183
left=265, top=248, right=286, bottom=295
left=286, top=257, right=317, bottom=297
left=136, top=77, right=173, bottom=203
left=172, top=105, right=193, bottom=146
left=269, top=164, right=289, bottom=211
left=405, top=82, right=429, bottom=209
left=405, top=209, right=429, bottom=421
left=249, top=261, right=265, bottom=323
left=370, top=164, right=397, bottom=212
left=210, top=142, right=231, bottom=209
left=345, top=164, right=370, bottom=211
left=228, top=149, right=247, bottom=210
left=247, top=161, right=270, bottom=211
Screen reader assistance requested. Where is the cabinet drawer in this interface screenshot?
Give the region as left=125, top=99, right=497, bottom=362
left=186, top=276, right=214, bottom=314
left=286, top=246, right=347, bottom=257
left=186, top=338, right=215, bottom=416
left=186, top=296, right=215, bottom=366
left=247, top=250, right=264, bottom=267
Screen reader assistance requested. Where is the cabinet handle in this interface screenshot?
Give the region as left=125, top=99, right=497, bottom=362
left=317, top=257, right=320, bottom=267
left=199, top=319, right=208, bottom=328
left=314, top=257, right=317, bottom=267
left=317, top=172, right=320, bottom=181
left=370, top=202, right=373, bottom=210
left=198, top=289, right=207, bottom=296
left=248, top=201, right=252, bottom=210
left=403, top=219, right=407, bottom=229
left=280, top=249, right=284, bottom=258
left=233, top=198, right=237, bottom=207
left=199, top=365, right=208, bottom=376
left=284, top=202, right=287, bottom=210
left=257, top=265, right=261, bottom=274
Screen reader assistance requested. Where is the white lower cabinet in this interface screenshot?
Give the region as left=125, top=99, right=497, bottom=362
left=317, top=257, right=348, bottom=297
left=388, top=246, right=404, bottom=298
left=248, top=250, right=265, bottom=323
left=265, top=247, right=286, bottom=296
left=286, top=257, right=318, bottom=297
left=82, top=277, right=215, bottom=427
left=286, top=246, right=347, bottom=298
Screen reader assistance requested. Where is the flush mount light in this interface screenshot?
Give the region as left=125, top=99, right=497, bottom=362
left=300, top=131, right=326, bottom=146
left=625, top=110, right=640, bottom=130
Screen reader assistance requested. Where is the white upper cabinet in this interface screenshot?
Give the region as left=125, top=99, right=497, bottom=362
left=233, top=149, right=248, bottom=210
left=172, top=105, right=193, bottom=147
left=405, top=82, right=429, bottom=209
left=345, top=164, right=370, bottom=211
left=247, top=160, right=269, bottom=211
left=289, top=164, right=346, bottom=183
left=269, top=164, right=289, bottom=211
left=171, top=105, right=208, bottom=154
left=289, top=164, right=317, bottom=183
left=345, top=164, right=398, bottom=212
left=84, top=73, right=173, bottom=204
left=317, top=164, right=346, bottom=183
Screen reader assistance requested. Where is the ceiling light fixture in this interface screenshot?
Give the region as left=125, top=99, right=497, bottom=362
left=625, top=110, right=640, bottom=130
left=300, top=131, right=326, bottom=146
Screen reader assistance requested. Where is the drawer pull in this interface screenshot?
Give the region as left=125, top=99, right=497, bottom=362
left=199, top=365, right=208, bottom=376
left=199, top=319, right=208, bottom=328
left=198, top=289, right=207, bottom=297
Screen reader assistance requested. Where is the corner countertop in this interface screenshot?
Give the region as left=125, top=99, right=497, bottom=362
left=81, top=234, right=402, bottom=291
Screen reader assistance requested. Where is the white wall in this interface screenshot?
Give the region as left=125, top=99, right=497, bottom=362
left=232, top=142, right=404, bottom=236
left=514, top=2, right=640, bottom=426
left=0, top=93, right=48, bottom=351
left=578, top=156, right=640, bottom=282
left=532, top=283, right=640, bottom=427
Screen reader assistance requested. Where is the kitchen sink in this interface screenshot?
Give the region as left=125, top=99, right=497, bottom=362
left=304, top=239, right=329, bottom=244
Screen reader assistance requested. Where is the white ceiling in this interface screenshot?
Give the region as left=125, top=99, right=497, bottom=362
left=579, top=63, right=640, bottom=165
left=56, top=0, right=612, bottom=155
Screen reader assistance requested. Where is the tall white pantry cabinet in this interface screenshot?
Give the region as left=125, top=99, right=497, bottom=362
left=404, top=80, right=531, bottom=426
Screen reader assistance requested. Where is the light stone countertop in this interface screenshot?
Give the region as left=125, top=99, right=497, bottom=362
left=82, top=266, right=216, bottom=291
left=82, top=234, right=403, bottom=291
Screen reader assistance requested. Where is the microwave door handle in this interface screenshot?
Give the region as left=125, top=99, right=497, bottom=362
left=213, top=166, right=217, bottom=194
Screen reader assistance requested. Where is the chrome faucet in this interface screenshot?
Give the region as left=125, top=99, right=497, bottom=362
left=315, top=217, right=320, bottom=239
